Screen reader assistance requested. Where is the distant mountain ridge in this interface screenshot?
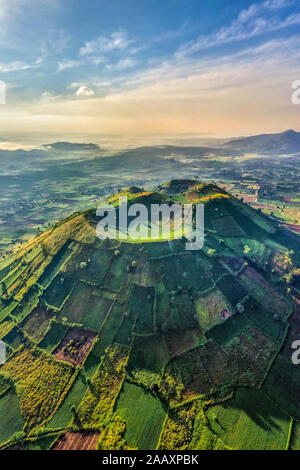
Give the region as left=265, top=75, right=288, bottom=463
left=224, top=129, right=300, bottom=155
left=44, top=142, right=101, bottom=152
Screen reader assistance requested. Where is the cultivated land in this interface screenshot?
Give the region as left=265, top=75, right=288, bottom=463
left=0, top=179, right=299, bottom=450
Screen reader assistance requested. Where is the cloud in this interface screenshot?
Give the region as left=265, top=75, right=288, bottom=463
left=79, top=30, right=133, bottom=56
left=57, top=59, right=81, bottom=72
left=0, top=58, right=42, bottom=72
left=41, top=29, right=71, bottom=57
left=41, top=91, right=62, bottom=102
left=106, top=58, right=136, bottom=71
left=76, top=86, right=95, bottom=97
left=176, top=0, right=299, bottom=57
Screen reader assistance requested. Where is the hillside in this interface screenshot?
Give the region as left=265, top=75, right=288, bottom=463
left=224, top=129, right=300, bottom=155
left=0, top=180, right=299, bottom=450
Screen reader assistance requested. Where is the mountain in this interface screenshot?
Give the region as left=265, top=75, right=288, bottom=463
left=224, top=129, right=300, bottom=155
left=0, top=180, right=299, bottom=450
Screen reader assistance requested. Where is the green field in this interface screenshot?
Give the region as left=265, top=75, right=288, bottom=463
left=127, top=335, right=169, bottom=375
left=47, top=373, right=87, bottom=429
left=243, top=297, right=287, bottom=342
left=38, top=322, right=68, bottom=352
left=81, top=294, right=113, bottom=331
left=290, top=421, right=300, bottom=450
left=207, top=388, right=291, bottom=450
left=115, top=381, right=166, bottom=449
left=38, top=241, right=73, bottom=288
left=26, top=434, right=60, bottom=450
left=0, top=389, right=24, bottom=444
left=206, top=313, right=248, bottom=346
left=263, top=355, right=300, bottom=420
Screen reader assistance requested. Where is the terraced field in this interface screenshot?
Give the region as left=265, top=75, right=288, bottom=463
left=0, top=180, right=299, bottom=450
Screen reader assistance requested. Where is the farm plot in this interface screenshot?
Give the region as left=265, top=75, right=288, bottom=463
left=43, top=276, right=73, bottom=309
left=52, top=432, right=100, bottom=450
left=79, top=248, right=113, bottom=285
left=2, top=326, right=25, bottom=351
left=238, top=265, right=289, bottom=316
left=207, top=388, right=291, bottom=450
left=212, top=216, right=245, bottom=237
left=127, top=335, right=169, bottom=375
left=59, top=283, right=92, bottom=323
left=160, top=293, right=198, bottom=332
left=129, top=285, right=155, bottom=334
left=38, top=322, right=68, bottom=353
left=207, top=314, right=249, bottom=346
left=78, top=344, right=128, bottom=427
left=0, top=389, right=24, bottom=445
left=102, top=253, right=133, bottom=291
left=158, top=255, right=209, bottom=292
left=10, top=285, right=41, bottom=323
left=165, top=328, right=203, bottom=357
left=0, top=298, right=18, bottom=323
left=1, top=346, right=73, bottom=430
left=115, top=381, right=166, bottom=450
left=47, top=372, right=87, bottom=429
left=22, top=306, right=52, bottom=342
left=38, top=241, right=74, bottom=288
left=155, top=292, right=171, bottom=331
left=263, top=355, right=300, bottom=420
left=81, top=294, right=113, bottom=331
left=281, top=308, right=300, bottom=360
left=142, top=241, right=172, bottom=258
left=27, top=434, right=60, bottom=450
left=216, top=275, right=248, bottom=307
left=158, top=403, right=196, bottom=450
left=220, top=256, right=245, bottom=274
left=160, top=347, right=214, bottom=404
left=290, top=421, right=300, bottom=450
left=224, top=326, right=278, bottom=388
left=99, top=301, right=124, bottom=346
left=243, top=297, right=287, bottom=343
left=115, top=316, right=136, bottom=346
left=239, top=238, right=272, bottom=269
left=0, top=319, right=14, bottom=340
left=195, top=288, right=234, bottom=332
left=53, top=328, right=96, bottom=366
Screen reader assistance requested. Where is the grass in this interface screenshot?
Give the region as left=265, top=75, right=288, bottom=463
left=81, top=295, right=113, bottom=331
left=26, top=434, right=60, bottom=450
left=115, top=316, right=135, bottom=346
left=59, top=283, right=92, bottom=323
left=243, top=297, right=287, bottom=343
left=290, top=421, right=300, bottom=450
left=207, top=313, right=249, bottom=346
left=47, top=372, right=87, bottom=429
left=1, top=346, right=73, bottom=430
left=2, top=327, right=25, bottom=350
left=216, top=275, right=247, bottom=306
left=207, top=388, right=291, bottom=450
left=115, top=381, right=166, bottom=450
left=0, top=389, right=24, bottom=445
left=38, top=241, right=73, bottom=288
left=21, top=306, right=52, bottom=342
left=130, top=285, right=155, bottom=334
left=38, top=322, right=68, bottom=352
left=195, top=288, right=233, bottom=332
left=263, top=355, right=300, bottom=420
left=43, top=276, right=73, bottom=309
left=127, top=335, right=169, bottom=375
left=99, top=301, right=124, bottom=345
left=78, top=344, right=128, bottom=427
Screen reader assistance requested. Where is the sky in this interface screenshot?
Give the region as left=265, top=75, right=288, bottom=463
left=1, top=0, right=300, bottom=143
